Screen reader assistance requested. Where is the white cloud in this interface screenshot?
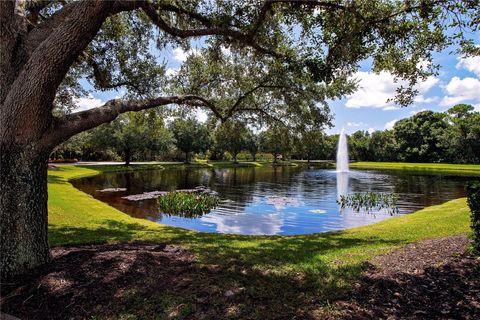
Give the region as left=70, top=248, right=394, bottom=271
left=440, top=76, right=480, bottom=106
left=382, top=106, right=398, bottom=111
left=367, top=127, right=376, bottom=134
left=74, top=96, right=104, bottom=112
left=474, top=104, right=480, bottom=112
left=384, top=119, right=398, bottom=130
left=414, top=95, right=439, bottom=104
left=456, top=55, right=480, bottom=77
left=416, top=76, right=440, bottom=94
left=165, top=68, right=178, bottom=76
left=347, top=121, right=366, bottom=127
left=172, top=48, right=199, bottom=62
left=345, top=71, right=438, bottom=109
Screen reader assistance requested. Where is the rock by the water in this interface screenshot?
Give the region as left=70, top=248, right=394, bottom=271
left=98, top=188, right=127, bottom=193
left=122, top=187, right=217, bottom=201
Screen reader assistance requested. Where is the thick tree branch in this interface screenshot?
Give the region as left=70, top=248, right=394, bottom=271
left=81, top=52, right=143, bottom=92
left=0, top=0, right=17, bottom=103
left=156, top=3, right=213, bottom=27
left=139, top=1, right=285, bottom=58
left=43, top=94, right=221, bottom=146
left=225, top=83, right=289, bottom=119
left=1, top=1, right=115, bottom=143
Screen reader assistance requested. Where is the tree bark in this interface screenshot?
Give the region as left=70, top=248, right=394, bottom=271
left=0, top=143, right=50, bottom=279
left=125, top=148, right=131, bottom=166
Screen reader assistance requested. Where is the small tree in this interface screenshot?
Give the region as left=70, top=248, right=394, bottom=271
left=245, top=131, right=260, bottom=161
left=215, top=121, right=249, bottom=163
left=260, top=125, right=293, bottom=163
left=297, top=129, right=325, bottom=162
left=89, top=111, right=173, bottom=165
left=170, top=118, right=211, bottom=163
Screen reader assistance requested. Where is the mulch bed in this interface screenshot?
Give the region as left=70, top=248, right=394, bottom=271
left=1, top=236, right=478, bottom=319
left=336, top=235, right=480, bottom=319
left=0, top=242, right=310, bottom=320
left=1, top=243, right=201, bottom=319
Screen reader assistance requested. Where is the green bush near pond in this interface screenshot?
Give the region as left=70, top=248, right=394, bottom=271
left=337, top=192, right=399, bottom=215
left=466, top=181, right=480, bottom=252
left=158, top=191, right=219, bottom=218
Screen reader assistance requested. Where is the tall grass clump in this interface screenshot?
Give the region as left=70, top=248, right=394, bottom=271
left=337, top=192, right=399, bottom=215
left=158, top=191, right=219, bottom=218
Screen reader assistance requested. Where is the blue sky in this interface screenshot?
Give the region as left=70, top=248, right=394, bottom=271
left=77, top=33, right=480, bottom=135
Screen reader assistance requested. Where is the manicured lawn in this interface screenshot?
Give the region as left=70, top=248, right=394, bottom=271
left=48, top=164, right=472, bottom=302
left=350, top=161, right=480, bottom=176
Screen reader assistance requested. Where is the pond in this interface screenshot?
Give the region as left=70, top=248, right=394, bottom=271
left=71, top=166, right=470, bottom=235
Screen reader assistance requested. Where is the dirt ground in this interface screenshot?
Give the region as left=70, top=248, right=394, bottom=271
left=335, top=235, right=480, bottom=319
left=1, top=236, right=478, bottom=319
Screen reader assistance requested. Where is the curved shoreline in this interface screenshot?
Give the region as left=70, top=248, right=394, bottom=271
left=48, top=163, right=472, bottom=247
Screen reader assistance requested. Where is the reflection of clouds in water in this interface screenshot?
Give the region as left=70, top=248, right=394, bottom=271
left=336, top=172, right=349, bottom=199
left=200, top=212, right=284, bottom=235
left=309, top=209, right=327, bottom=214
left=265, top=196, right=303, bottom=210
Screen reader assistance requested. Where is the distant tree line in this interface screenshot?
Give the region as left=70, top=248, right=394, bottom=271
left=52, top=104, right=479, bottom=165
left=346, top=105, right=480, bottom=163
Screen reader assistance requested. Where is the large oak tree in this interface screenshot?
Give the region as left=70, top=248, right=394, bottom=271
left=0, top=0, right=478, bottom=278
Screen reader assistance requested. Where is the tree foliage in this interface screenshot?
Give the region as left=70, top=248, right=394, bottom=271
left=214, top=121, right=250, bottom=163
left=345, top=105, right=480, bottom=163
left=170, top=118, right=211, bottom=163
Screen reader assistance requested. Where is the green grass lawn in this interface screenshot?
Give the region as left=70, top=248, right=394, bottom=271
left=47, top=163, right=473, bottom=304
left=350, top=161, right=480, bottom=175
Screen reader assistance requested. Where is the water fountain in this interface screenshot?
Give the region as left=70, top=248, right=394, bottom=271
left=336, top=128, right=349, bottom=172
left=336, top=129, right=349, bottom=199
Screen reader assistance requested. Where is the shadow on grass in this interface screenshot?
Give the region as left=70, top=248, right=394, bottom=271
left=47, top=174, right=69, bottom=185
left=48, top=219, right=406, bottom=302
left=50, top=219, right=403, bottom=265
left=0, top=241, right=370, bottom=319
left=3, top=241, right=477, bottom=319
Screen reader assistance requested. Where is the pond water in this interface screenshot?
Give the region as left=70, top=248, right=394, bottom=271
left=71, top=166, right=470, bottom=235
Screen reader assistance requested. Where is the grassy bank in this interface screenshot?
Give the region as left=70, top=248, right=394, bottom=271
left=350, top=161, right=480, bottom=176
left=48, top=165, right=471, bottom=303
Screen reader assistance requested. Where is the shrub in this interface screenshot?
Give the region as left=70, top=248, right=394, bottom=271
left=466, top=180, right=480, bottom=253
left=337, top=192, right=399, bottom=215
left=255, top=152, right=274, bottom=161
left=157, top=190, right=219, bottom=218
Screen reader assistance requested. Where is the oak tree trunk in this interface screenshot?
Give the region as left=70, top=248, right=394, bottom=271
left=0, top=143, right=51, bottom=279
left=125, top=148, right=131, bottom=166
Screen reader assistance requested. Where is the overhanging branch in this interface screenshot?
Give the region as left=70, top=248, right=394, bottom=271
left=44, top=94, right=220, bottom=147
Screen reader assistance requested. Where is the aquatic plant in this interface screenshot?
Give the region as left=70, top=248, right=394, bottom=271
left=337, top=192, right=399, bottom=215
left=158, top=190, right=219, bottom=218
